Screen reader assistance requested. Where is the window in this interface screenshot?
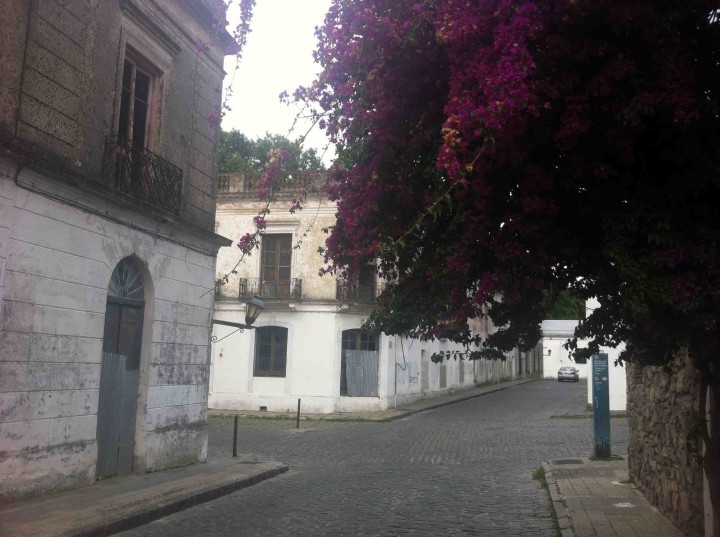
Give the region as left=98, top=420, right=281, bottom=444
left=336, top=264, right=379, bottom=302
left=261, top=234, right=292, bottom=282
left=118, top=56, right=156, bottom=149
left=105, top=43, right=183, bottom=213
left=261, top=234, right=293, bottom=298
left=342, top=329, right=378, bottom=352
left=254, top=326, right=288, bottom=377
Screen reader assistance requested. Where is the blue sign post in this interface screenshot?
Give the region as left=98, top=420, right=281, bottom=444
left=592, top=353, right=611, bottom=458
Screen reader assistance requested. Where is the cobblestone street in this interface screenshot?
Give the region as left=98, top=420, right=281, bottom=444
left=118, top=380, right=628, bottom=536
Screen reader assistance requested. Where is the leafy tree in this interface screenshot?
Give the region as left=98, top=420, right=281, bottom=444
left=289, top=1, right=720, bottom=526
left=218, top=130, right=324, bottom=174
left=544, top=291, right=584, bottom=321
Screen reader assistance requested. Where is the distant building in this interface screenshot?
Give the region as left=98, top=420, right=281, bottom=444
left=541, top=320, right=586, bottom=378
left=209, top=173, right=542, bottom=414
left=541, top=299, right=626, bottom=410
left=0, top=0, right=235, bottom=500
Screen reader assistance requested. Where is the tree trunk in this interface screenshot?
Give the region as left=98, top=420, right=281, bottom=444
left=700, top=379, right=719, bottom=536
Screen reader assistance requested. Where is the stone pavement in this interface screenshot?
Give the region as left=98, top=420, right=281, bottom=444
left=0, top=378, right=685, bottom=537
left=544, top=458, right=684, bottom=537
left=0, top=378, right=531, bottom=537
left=0, top=458, right=288, bottom=537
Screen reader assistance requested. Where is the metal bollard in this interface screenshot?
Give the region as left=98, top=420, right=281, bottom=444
left=232, top=415, right=239, bottom=458
left=296, top=398, right=301, bottom=429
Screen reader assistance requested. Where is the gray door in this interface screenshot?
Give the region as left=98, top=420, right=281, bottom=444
left=340, top=329, right=379, bottom=397
left=97, top=259, right=145, bottom=479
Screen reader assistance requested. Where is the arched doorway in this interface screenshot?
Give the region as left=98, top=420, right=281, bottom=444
left=96, top=257, right=145, bottom=479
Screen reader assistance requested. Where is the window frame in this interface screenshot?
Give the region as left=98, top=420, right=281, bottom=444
left=260, top=234, right=293, bottom=284
left=115, top=11, right=176, bottom=153
left=118, top=55, right=156, bottom=149
left=253, top=326, right=288, bottom=378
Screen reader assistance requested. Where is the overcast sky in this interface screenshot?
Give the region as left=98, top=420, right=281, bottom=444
left=222, top=0, right=334, bottom=162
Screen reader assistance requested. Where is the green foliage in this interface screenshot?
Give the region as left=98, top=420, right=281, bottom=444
left=532, top=467, right=547, bottom=489
left=544, top=291, right=585, bottom=320
left=218, top=130, right=324, bottom=174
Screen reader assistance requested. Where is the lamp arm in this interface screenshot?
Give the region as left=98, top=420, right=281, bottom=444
left=211, top=327, right=245, bottom=343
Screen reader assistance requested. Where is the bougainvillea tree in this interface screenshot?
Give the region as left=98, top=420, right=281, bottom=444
left=294, top=0, right=720, bottom=526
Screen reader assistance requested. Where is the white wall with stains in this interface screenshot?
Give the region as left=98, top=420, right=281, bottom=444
left=210, top=181, right=543, bottom=414
left=0, top=165, right=219, bottom=501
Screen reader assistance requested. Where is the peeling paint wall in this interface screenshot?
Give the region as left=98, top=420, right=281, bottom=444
left=0, top=0, right=230, bottom=502
left=0, top=164, right=218, bottom=501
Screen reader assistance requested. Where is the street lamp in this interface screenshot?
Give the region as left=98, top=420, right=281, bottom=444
left=211, top=295, right=265, bottom=343
left=244, top=295, right=264, bottom=326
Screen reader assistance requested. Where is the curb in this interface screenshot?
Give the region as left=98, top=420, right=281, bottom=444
left=75, top=463, right=289, bottom=537
left=210, top=378, right=541, bottom=423
left=542, top=461, right=575, bottom=537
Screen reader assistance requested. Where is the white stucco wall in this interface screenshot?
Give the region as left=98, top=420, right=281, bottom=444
left=210, top=296, right=514, bottom=414
left=0, top=166, right=218, bottom=500
left=587, top=346, right=627, bottom=411
left=583, top=299, right=627, bottom=411
left=541, top=320, right=589, bottom=379
left=209, top=302, right=498, bottom=414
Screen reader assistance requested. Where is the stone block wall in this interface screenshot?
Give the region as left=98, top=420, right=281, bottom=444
left=0, top=0, right=228, bottom=232
left=0, top=163, right=217, bottom=501
left=626, top=350, right=704, bottom=536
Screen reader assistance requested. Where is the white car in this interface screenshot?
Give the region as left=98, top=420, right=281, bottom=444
left=557, top=366, right=579, bottom=382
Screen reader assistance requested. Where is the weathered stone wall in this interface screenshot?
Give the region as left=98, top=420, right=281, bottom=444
left=0, top=0, right=228, bottom=231
left=627, top=350, right=704, bottom=536
left=0, top=162, right=217, bottom=501
left=0, top=0, right=233, bottom=501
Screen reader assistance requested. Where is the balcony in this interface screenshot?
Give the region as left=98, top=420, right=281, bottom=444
left=102, top=135, right=183, bottom=215
left=217, top=172, right=326, bottom=197
left=238, top=278, right=302, bottom=300
left=336, top=278, right=384, bottom=303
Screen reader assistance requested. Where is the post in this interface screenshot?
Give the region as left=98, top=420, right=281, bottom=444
left=592, top=353, right=611, bottom=458
left=232, top=415, right=239, bottom=458
left=296, top=398, right=301, bottom=429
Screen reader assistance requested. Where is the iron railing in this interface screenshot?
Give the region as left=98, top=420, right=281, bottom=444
left=238, top=278, right=302, bottom=300
left=336, top=278, right=384, bottom=303
left=102, top=135, right=183, bottom=214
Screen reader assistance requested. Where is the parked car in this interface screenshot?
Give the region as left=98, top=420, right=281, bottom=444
left=557, top=366, right=579, bottom=382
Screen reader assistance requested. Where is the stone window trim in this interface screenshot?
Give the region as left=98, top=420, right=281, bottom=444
left=250, top=222, right=299, bottom=280
left=114, top=4, right=179, bottom=153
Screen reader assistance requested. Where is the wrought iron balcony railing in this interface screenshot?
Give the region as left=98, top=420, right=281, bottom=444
left=336, top=278, right=384, bottom=303
left=238, top=278, right=302, bottom=300
left=102, top=135, right=183, bottom=215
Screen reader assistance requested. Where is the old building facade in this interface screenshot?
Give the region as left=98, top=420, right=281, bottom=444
left=209, top=173, right=543, bottom=414
left=0, top=0, right=233, bottom=500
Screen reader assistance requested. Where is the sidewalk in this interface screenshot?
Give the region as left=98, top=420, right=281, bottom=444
left=0, top=458, right=288, bottom=537
left=0, top=378, right=533, bottom=537
left=543, top=458, right=684, bottom=537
